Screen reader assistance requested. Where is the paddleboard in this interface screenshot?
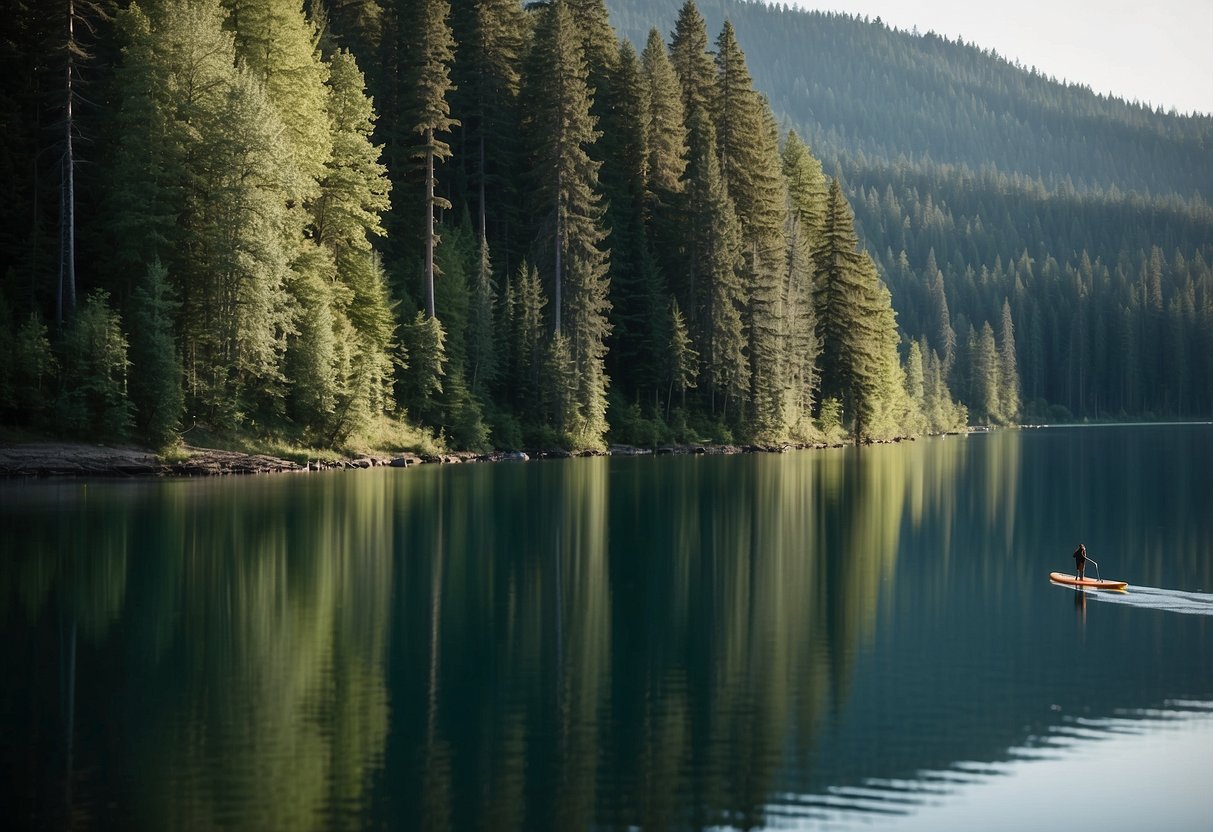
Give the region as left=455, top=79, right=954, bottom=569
left=1049, top=571, right=1128, bottom=590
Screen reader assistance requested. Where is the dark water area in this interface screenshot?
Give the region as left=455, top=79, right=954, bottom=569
left=2, top=424, right=1211, bottom=831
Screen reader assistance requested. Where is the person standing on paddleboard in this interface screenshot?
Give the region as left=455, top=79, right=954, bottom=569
left=1073, top=543, right=1087, bottom=581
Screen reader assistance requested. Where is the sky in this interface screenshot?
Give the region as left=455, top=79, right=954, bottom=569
left=781, top=0, right=1213, bottom=116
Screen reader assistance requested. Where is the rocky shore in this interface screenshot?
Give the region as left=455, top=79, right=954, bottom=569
left=0, top=435, right=917, bottom=479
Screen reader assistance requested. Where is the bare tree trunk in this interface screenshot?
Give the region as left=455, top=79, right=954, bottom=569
left=57, top=0, right=78, bottom=326
left=425, top=128, right=436, bottom=319
left=553, top=170, right=562, bottom=335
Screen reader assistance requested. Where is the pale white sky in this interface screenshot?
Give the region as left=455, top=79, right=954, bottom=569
left=781, top=0, right=1213, bottom=115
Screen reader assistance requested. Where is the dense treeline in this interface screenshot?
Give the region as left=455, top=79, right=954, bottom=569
left=605, top=0, right=1213, bottom=421
left=6, top=0, right=1208, bottom=454
left=605, top=0, right=1213, bottom=196
left=1, top=0, right=974, bottom=451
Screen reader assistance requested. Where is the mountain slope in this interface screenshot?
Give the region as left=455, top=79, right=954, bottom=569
left=607, top=0, right=1213, bottom=198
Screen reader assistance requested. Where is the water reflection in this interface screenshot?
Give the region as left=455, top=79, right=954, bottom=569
left=1, top=425, right=1210, bottom=830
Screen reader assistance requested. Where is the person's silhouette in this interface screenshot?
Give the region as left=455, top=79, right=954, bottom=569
left=1073, top=543, right=1087, bottom=581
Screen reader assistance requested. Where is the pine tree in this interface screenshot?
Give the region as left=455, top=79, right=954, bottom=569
left=599, top=40, right=659, bottom=399
left=55, top=291, right=133, bottom=440
left=500, top=260, right=546, bottom=421
left=403, top=0, right=459, bottom=319
left=127, top=259, right=184, bottom=447
left=221, top=0, right=333, bottom=198
left=903, top=340, right=928, bottom=434
left=449, top=0, right=524, bottom=321
left=467, top=228, right=497, bottom=396
left=812, top=179, right=887, bottom=439
left=113, top=0, right=296, bottom=425
left=640, top=28, right=687, bottom=201
left=12, top=312, right=57, bottom=423
left=782, top=131, right=828, bottom=243
left=400, top=310, right=447, bottom=421
left=684, top=109, right=747, bottom=417
left=999, top=298, right=1021, bottom=423
left=666, top=297, right=698, bottom=417
left=522, top=0, right=612, bottom=447
left=975, top=320, right=1001, bottom=424
left=640, top=26, right=688, bottom=325
left=782, top=166, right=820, bottom=436
left=668, top=1, right=714, bottom=124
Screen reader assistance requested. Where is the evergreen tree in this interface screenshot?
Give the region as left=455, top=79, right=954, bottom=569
left=668, top=1, right=714, bottom=124
left=449, top=0, right=524, bottom=317
left=666, top=297, right=697, bottom=417
left=399, top=309, right=447, bottom=422
left=903, top=340, right=928, bottom=434
left=999, top=298, right=1021, bottom=423
left=500, top=260, right=546, bottom=421
left=812, top=178, right=886, bottom=439
left=113, top=0, right=295, bottom=425
left=782, top=163, right=820, bottom=436
left=522, top=0, right=612, bottom=447
left=221, top=0, right=332, bottom=197
left=683, top=109, right=747, bottom=417
left=404, top=0, right=459, bottom=319
left=782, top=130, right=828, bottom=243
left=127, top=259, right=183, bottom=447
left=55, top=290, right=133, bottom=440
left=11, top=313, right=57, bottom=424
left=599, top=40, right=661, bottom=400
left=974, top=320, right=1001, bottom=424
left=640, top=27, right=687, bottom=202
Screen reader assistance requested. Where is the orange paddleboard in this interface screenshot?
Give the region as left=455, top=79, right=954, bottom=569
left=1049, top=571, right=1128, bottom=590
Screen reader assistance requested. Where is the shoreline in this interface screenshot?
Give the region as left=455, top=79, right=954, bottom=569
left=0, top=435, right=920, bottom=479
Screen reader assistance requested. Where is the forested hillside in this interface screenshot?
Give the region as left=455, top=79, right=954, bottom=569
left=608, top=0, right=1213, bottom=420
left=0, top=0, right=1208, bottom=459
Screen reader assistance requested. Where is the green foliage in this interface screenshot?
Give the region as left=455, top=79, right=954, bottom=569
left=127, top=259, right=184, bottom=447
left=55, top=292, right=134, bottom=441
left=13, top=0, right=1206, bottom=455
left=11, top=313, right=58, bottom=423
left=399, top=311, right=447, bottom=421
left=522, top=0, right=612, bottom=447
left=666, top=298, right=698, bottom=416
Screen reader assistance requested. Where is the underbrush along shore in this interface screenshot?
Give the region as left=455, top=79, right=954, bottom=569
left=0, top=435, right=921, bottom=479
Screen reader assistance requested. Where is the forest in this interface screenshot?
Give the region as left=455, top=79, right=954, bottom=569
left=0, top=0, right=1206, bottom=455
left=608, top=0, right=1213, bottom=422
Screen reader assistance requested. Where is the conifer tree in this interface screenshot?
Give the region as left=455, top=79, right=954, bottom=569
left=113, top=0, right=295, bottom=424
left=640, top=28, right=687, bottom=201
left=599, top=41, right=659, bottom=399
left=666, top=297, right=698, bottom=417
left=404, top=0, right=459, bottom=319
left=782, top=171, right=820, bottom=435
left=684, top=109, right=747, bottom=417
left=500, top=260, right=546, bottom=421
left=12, top=313, right=57, bottom=423
left=522, top=0, right=612, bottom=447
left=999, top=298, right=1021, bottom=423
left=127, top=259, right=184, bottom=447
left=313, top=47, right=397, bottom=435
left=812, top=179, right=887, bottom=439
left=668, top=1, right=714, bottom=123
left=640, top=27, right=688, bottom=317
left=975, top=320, right=1001, bottom=424
left=55, top=291, right=133, bottom=440
left=450, top=0, right=524, bottom=300
left=782, top=131, right=828, bottom=243
left=221, top=0, right=332, bottom=198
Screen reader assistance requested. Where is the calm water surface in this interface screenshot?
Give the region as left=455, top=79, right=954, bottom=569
left=2, top=425, right=1211, bottom=831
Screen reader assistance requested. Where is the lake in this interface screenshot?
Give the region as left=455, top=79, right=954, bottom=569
left=2, top=424, right=1211, bottom=831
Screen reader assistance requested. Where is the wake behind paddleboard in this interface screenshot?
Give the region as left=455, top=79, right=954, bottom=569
left=1049, top=571, right=1128, bottom=590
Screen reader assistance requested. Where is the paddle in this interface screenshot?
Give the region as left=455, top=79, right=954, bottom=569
left=1085, top=557, right=1101, bottom=582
